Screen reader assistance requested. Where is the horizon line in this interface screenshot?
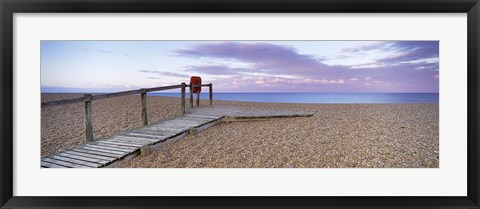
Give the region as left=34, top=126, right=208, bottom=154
left=41, top=91, right=439, bottom=94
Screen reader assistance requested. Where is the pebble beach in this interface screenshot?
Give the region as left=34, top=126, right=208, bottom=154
left=41, top=93, right=439, bottom=168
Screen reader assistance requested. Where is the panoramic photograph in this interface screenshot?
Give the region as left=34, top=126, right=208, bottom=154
left=40, top=40, right=439, bottom=168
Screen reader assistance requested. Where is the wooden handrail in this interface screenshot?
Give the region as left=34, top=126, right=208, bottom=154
left=41, top=82, right=213, bottom=143
left=90, top=89, right=143, bottom=101
left=41, top=96, right=88, bottom=108
left=41, top=84, right=186, bottom=108
left=145, top=84, right=184, bottom=92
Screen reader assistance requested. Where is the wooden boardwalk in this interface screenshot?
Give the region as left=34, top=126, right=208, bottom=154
left=41, top=106, right=314, bottom=168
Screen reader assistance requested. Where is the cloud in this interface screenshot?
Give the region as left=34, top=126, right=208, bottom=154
left=80, top=47, right=132, bottom=57
left=329, top=79, right=345, bottom=84
left=173, top=41, right=439, bottom=92
left=341, top=41, right=439, bottom=72
left=139, top=70, right=190, bottom=78
left=183, top=65, right=248, bottom=75
left=341, top=42, right=389, bottom=53
left=255, top=77, right=286, bottom=85
left=292, top=78, right=343, bottom=85
left=160, top=72, right=191, bottom=78
left=342, top=41, right=438, bottom=61
left=376, top=41, right=439, bottom=64
left=174, top=42, right=333, bottom=77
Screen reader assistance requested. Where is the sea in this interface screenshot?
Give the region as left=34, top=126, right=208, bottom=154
left=147, top=92, right=439, bottom=104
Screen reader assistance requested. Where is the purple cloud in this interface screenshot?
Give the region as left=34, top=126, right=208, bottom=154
left=174, top=41, right=439, bottom=92
left=341, top=42, right=389, bottom=54
left=175, top=42, right=334, bottom=76
left=342, top=41, right=439, bottom=66
left=376, top=41, right=439, bottom=64
left=183, top=65, right=248, bottom=75
left=139, top=70, right=190, bottom=78
left=80, top=47, right=132, bottom=57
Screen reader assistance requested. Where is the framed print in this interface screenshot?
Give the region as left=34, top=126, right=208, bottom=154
left=1, top=0, right=479, bottom=208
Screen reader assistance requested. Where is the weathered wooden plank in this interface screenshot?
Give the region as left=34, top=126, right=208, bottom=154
left=176, top=117, right=213, bottom=124
left=156, top=124, right=197, bottom=130
left=87, top=143, right=135, bottom=152
left=153, top=119, right=197, bottom=125
left=184, top=114, right=222, bottom=119
left=41, top=161, right=67, bottom=168
left=110, top=137, right=154, bottom=143
left=42, top=157, right=90, bottom=168
left=196, top=91, right=200, bottom=107
left=81, top=146, right=126, bottom=155
left=57, top=152, right=109, bottom=164
left=48, top=155, right=100, bottom=168
left=144, top=126, right=187, bottom=133
left=124, top=132, right=168, bottom=139
left=209, top=83, right=213, bottom=105
left=130, top=126, right=181, bottom=136
left=189, top=84, right=194, bottom=108
left=141, top=90, right=148, bottom=126
left=63, top=150, right=116, bottom=161
left=128, top=129, right=176, bottom=137
left=84, top=94, right=94, bottom=142
left=105, top=152, right=140, bottom=168
left=90, top=89, right=143, bottom=101
left=146, top=84, right=183, bottom=92
left=108, top=139, right=150, bottom=146
left=93, top=142, right=138, bottom=151
left=128, top=129, right=165, bottom=134
left=181, top=82, right=186, bottom=114
left=229, top=113, right=314, bottom=120
left=195, top=118, right=223, bottom=132
left=112, top=138, right=157, bottom=146
left=127, top=132, right=174, bottom=138
left=122, top=133, right=180, bottom=143
left=115, top=135, right=160, bottom=142
left=86, top=144, right=134, bottom=153
left=126, top=131, right=166, bottom=137
left=71, top=148, right=122, bottom=158
left=97, top=141, right=141, bottom=148
left=175, top=116, right=210, bottom=123
left=184, top=114, right=216, bottom=118
left=120, top=135, right=165, bottom=142
left=159, top=120, right=204, bottom=128
left=41, top=84, right=185, bottom=108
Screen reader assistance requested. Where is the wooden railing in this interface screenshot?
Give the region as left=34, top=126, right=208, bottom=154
left=41, top=83, right=213, bottom=142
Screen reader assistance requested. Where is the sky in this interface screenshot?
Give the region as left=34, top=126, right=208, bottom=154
left=41, top=40, right=439, bottom=93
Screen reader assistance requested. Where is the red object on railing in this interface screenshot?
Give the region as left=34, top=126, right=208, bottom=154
left=190, top=76, right=202, bottom=93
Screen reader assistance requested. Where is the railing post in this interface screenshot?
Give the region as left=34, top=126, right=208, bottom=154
left=189, top=84, right=194, bottom=108
left=181, top=83, right=186, bottom=114
left=141, top=89, right=148, bottom=126
left=196, top=85, right=200, bottom=107
left=84, top=94, right=94, bottom=142
left=209, top=83, right=213, bottom=105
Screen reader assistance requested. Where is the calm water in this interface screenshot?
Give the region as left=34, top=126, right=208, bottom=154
left=148, top=93, right=439, bottom=104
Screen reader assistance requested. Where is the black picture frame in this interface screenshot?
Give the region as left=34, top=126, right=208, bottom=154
left=1, top=0, right=479, bottom=208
